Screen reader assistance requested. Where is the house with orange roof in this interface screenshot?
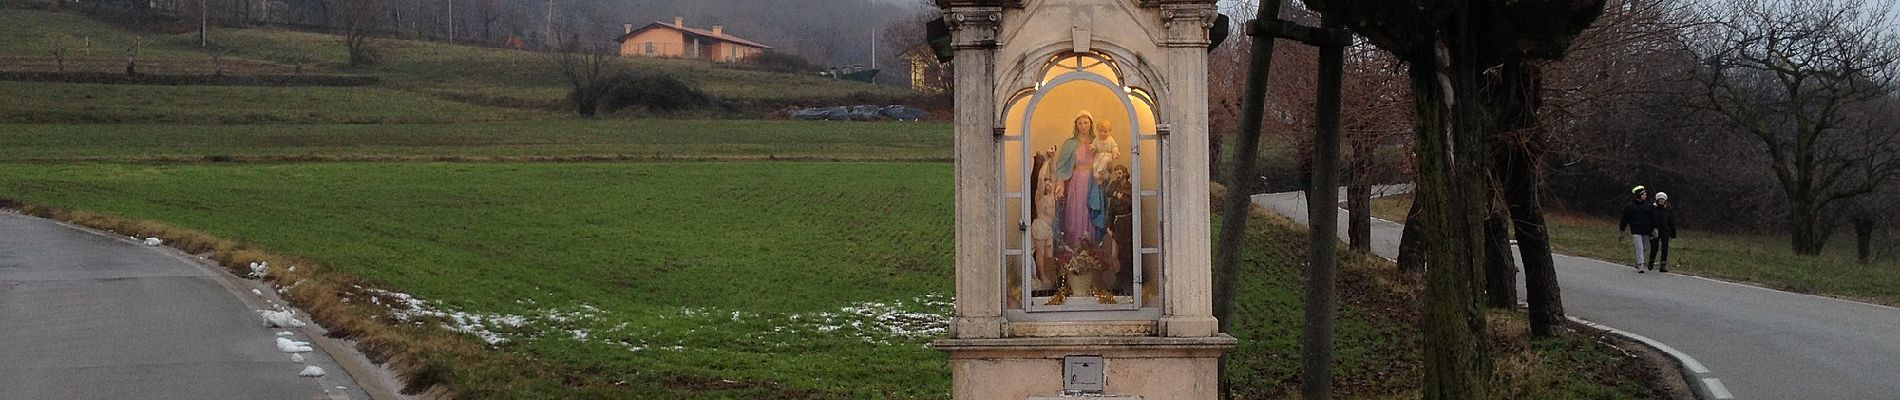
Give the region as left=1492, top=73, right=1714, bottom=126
left=615, top=17, right=771, bottom=63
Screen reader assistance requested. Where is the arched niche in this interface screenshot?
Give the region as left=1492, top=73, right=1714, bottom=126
left=997, top=49, right=1163, bottom=320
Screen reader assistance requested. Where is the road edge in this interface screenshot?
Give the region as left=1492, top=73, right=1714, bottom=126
left=0, top=209, right=410, bottom=400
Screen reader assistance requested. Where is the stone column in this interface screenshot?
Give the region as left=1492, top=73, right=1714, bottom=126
left=947, top=6, right=1005, bottom=340
left=1156, top=3, right=1220, bottom=338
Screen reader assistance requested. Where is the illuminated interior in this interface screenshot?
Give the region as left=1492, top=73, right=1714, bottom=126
left=1002, top=52, right=1162, bottom=314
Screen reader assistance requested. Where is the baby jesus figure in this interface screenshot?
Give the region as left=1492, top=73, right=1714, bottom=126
left=1092, top=120, right=1122, bottom=174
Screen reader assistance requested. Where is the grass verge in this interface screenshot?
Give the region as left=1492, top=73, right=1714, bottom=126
left=1370, top=194, right=1900, bottom=307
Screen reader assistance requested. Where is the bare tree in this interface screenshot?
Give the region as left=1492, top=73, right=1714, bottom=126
left=549, top=32, right=624, bottom=117
left=1691, top=0, right=1900, bottom=255
left=341, top=0, right=384, bottom=67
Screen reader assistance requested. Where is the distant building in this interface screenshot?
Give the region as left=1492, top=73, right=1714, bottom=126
left=615, top=17, right=771, bottom=63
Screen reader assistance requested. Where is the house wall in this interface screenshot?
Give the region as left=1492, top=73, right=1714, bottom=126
left=708, top=42, right=765, bottom=62
left=619, top=29, right=686, bottom=57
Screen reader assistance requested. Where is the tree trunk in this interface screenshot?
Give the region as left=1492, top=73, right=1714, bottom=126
left=1856, top=215, right=1876, bottom=264
left=1300, top=17, right=1347, bottom=399
left=1791, top=205, right=1828, bottom=255
left=1211, top=3, right=1284, bottom=399
left=1347, top=137, right=1374, bottom=251
left=1398, top=200, right=1426, bottom=274
left=1411, top=46, right=1489, bottom=399
left=1482, top=199, right=1516, bottom=309
left=1502, top=131, right=1563, bottom=336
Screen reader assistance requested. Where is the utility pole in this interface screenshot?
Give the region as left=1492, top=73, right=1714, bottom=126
left=198, top=0, right=208, bottom=47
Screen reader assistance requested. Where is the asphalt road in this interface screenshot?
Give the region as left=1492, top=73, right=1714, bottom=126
left=0, top=212, right=365, bottom=400
left=1255, top=188, right=1900, bottom=400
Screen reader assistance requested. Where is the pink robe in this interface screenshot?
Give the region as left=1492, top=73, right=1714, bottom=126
left=1062, top=141, right=1096, bottom=248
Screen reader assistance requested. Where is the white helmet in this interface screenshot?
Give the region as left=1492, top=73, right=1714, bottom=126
left=1655, top=192, right=1669, bottom=201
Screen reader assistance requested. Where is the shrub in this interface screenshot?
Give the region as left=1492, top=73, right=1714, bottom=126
left=600, top=72, right=711, bottom=113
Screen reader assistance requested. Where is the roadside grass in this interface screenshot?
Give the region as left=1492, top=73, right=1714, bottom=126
left=1486, top=311, right=1662, bottom=400
left=0, top=119, right=952, bottom=161
left=1369, top=195, right=1900, bottom=307
left=0, top=161, right=1656, bottom=398
left=0, top=81, right=542, bottom=124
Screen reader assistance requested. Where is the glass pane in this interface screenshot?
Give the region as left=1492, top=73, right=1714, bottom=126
left=1006, top=254, right=1024, bottom=310
left=1141, top=252, right=1162, bottom=306
left=1141, top=195, right=1161, bottom=248
left=1138, top=139, right=1160, bottom=192
left=1004, top=197, right=1024, bottom=250
left=1130, top=88, right=1157, bottom=133
left=1004, top=139, right=1025, bottom=199
left=1039, top=53, right=1122, bottom=84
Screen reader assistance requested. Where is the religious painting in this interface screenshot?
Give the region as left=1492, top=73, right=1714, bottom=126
left=1002, top=52, right=1161, bottom=312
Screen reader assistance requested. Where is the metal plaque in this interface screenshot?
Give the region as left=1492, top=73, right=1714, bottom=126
left=1062, top=355, right=1105, bottom=394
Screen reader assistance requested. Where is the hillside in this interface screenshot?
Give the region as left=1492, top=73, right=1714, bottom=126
left=1, top=9, right=914, bottom=113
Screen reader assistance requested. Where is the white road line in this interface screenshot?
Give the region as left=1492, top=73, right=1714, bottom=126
left=1704, top=378, right=1735, bottom=399
left=1568, top=316, right=1711, bottom=374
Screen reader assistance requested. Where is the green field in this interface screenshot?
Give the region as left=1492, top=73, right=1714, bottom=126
left=1370, top=195, right=1900, bottom=307
left=0, top=81, right=544, bottom=124
left=0, top=119, right=951, bottom=162
left=0, top=161, right=1657, bottom=398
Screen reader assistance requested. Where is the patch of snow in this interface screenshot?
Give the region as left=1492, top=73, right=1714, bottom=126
left=298, top=365, right=326, bottom=377
left=142, top=237, right=162, bottom=246
left=247, top=262, right=269, bottom=279
left=276, top=337, right=314, bottom=353
left=251, top=288, right=264, bottom=296
left=290, top=353, right=305, bottom=363
left=258, top=309, right=306, bottom=328
left=357, top=288, right=608, bottom=346
left=275, top=331, right=295, bottom=336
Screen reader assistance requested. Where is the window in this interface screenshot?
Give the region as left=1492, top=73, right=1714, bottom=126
left=644, top=42, right=654, bottom=54
left=1000, top=52, right=1161, bottom=315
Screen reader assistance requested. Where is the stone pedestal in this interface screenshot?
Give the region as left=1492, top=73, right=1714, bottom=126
left=936, top=336, right=1234, bottom=400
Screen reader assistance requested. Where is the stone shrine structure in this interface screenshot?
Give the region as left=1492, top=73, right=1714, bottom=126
left=930, top=1, right=1234, bottom=399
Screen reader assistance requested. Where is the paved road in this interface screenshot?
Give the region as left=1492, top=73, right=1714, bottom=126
left=0, top=212, right=366, bottom=399
left=1256, top=189, right=1900, bottom=400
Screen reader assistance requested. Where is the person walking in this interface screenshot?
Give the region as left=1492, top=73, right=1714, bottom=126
left=1618, top=185, right=1656, bottom=273
left=1649, top=192, right=1676, bottom=272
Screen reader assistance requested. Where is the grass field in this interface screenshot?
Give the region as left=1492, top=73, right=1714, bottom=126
left=0, top=161, right=1659, bottom=398
left=0, top=119, right=951, bottom=161
left=0, top=81, right=544, bottom=124
left=1370, top=195, right=1900, bottom=307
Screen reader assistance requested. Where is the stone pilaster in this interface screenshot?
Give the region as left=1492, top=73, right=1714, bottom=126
left=1156, top=2, right=1219, bottom=338
left=947, top=6, right=1006, bottom=339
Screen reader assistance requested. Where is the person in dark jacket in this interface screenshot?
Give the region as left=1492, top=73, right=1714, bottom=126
left=1649, top=192, right=1676, bottom=272
left=1618, top=185, right=1655, bottom=272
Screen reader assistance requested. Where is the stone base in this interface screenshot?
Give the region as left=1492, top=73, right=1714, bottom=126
left=933, top=335, right=1236, bottom=400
